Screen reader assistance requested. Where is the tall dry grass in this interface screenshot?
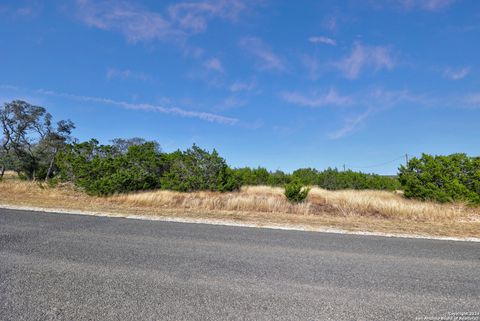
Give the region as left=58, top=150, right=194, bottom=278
left=1, top=176, right=479, bottom=229
left=308, top=188, right=479, bottom=222
left=112, top=186, right=314, bottom=216
left=110, top=185, right=480, bottom=223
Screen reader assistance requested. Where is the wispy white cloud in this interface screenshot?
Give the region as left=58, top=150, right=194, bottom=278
left=168, top=0, right=248, bottom=33
left=40, top=88, right=238, bottom=125
left=203, top=57, right=224, bottom=73
left=308, top=36, right=336, bottom=46
left=367, top=88, right=432, bottom=107
left=443, top=67, right=470, bottom=80
left=0, top=3, right=42, bottom=18
left=74, top=0, right=261, bottom=72
left=369, top=89, right=480, bottom=110
left=75, top=0, right=179, bottom=43
left=327, top=88, right=433, bottom=139
left=106, top=68, right=150, bottom=81
left=239, top=37, right=285, bottom=71
left=335, top=43, right=395, bottom=79
left=328, top=109, right=372, bottom=140
left=280, top=87, right=431, bottom=139
left=75, top=0, right=257, bottom=45
left=1, top=84, right=238, bottom=125
left=229, top=79, right=257, bottom=93
left=282, top=89, right=353, bottom=108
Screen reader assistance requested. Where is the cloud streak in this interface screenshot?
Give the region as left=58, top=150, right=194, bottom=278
left=75, top=0, right=181, bottom=43
left=203, top=57, right=224, bottom=73
left=40, top=89, right=238, bottom=125
left=0, top=4, right=42, bottom=18
left=229, top=80, right=257, bottom=93
left=1, top=85, right=238, bottom=125
left=168, top=0, right=248, bottom=33
left=106, top=68, right=150, bottom=81
left=308, top=36, right=336, bottom=46
left=282, top=89, right=353, bottom=108
left=328, top=109, right=372, bottom=140
left=281, top=87, right=433, bottom=139
left=239, top=37, right=285, bottom=71
left=75, top=0, right=256, bottom=44
left=367, top=88, right=432, bottom=107
left=334, top=43, right=395, bottom=79
left=443, top=67, right=470, bottom=80
left=330, top=88, right=433, bottom=139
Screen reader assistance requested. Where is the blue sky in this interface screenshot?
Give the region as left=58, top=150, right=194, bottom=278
left=1, top=0, right=479, bottom=174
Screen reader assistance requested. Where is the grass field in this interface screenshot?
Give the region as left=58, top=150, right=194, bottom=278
left=1, top=173, right=479, bottom=238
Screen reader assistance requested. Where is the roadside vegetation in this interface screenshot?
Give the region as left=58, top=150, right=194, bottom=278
left=1, top=100, right=480, bottom=237
left=1, top=174, right=479, bottom=238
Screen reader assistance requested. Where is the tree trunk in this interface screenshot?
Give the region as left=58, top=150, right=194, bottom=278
left=45, top=154, right=56, bottom=182
left=0, top=165, right=4, bottom=178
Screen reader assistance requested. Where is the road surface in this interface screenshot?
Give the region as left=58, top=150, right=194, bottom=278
left=1, top=208, right=479, bottom=320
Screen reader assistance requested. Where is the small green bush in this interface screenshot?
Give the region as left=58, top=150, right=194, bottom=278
left=284, top=182, right=310, bottom=203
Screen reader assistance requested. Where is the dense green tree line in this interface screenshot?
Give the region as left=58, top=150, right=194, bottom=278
left=2, top=100, right=479, bottom=204
left=54, top=141, right=401, bottom=195
left=232, top=167, right=401, bottom=191
left=56, top=139, right=239, bottom=195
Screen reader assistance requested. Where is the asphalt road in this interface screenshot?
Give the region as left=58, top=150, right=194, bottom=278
left=0, top=208, right=479, bottom=321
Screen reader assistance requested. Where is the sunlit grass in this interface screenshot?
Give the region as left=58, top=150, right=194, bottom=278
left=1, top=174, right=479, bottom=238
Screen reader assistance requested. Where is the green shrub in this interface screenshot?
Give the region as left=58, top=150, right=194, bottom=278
left=56, top=140, right=164, bottom=195
left=398, top=153, right=480, bottom=204
left=57, top=141, right=239, bottom=195
left=161, top=145, right=239, bottom=192
left=284, top=182, right=310, bottom=203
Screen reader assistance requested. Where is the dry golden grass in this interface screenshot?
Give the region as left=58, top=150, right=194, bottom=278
left=113, top=186, right=313, bottom=216
left=112, top=185, right=479, bottom=223
left=1, top=174, right=479, bottom=238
